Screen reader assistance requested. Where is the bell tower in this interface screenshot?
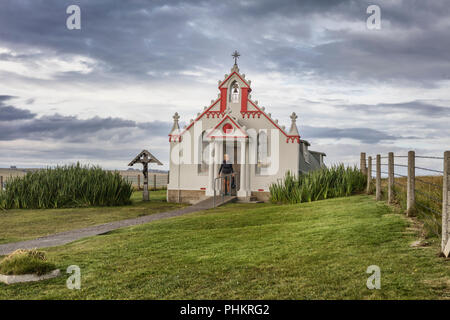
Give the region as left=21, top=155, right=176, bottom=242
left=218, top=51, right=251, bottom=113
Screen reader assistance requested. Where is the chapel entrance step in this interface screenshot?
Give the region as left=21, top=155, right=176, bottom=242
left=191, top=195, right=237, bottom=209
left=236, top=196, right=263, bottom=203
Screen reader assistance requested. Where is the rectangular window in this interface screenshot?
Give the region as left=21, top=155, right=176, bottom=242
left=303, top=143, right=310, bottom=164
left=256, top=130, right=270, bottom=175
left=198, top=132, right=209, bottom=175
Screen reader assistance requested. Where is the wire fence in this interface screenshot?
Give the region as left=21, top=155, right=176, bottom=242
left=0, top=174, right=26, bottom=191
left=121, top=174, right=169, bottom=190
left=360, top=151, right=449, bottom=256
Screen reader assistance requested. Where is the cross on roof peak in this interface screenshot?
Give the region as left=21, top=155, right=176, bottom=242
left=232, top=50, right=240, bottom=65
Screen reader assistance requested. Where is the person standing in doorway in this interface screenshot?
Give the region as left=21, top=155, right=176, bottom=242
left=219, top=153, right=234, bottom=195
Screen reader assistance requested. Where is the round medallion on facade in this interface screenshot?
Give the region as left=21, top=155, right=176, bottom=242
left=222, top=123, right=234, bottom=134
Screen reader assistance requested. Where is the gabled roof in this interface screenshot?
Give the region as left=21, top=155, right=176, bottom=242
left=218, top=71, right=251, bottom=89
left=247, top=99, right=300, bottom=138
left=309, top=150, right=327, bottom=156
left=169, top=98, right=221, bottom=139
left=170, top=97, right=301, bottom=141
left=169, top=65, right=300, bottom=142
left=300, top=139, right=310, bottom=146
left=206, top=114, right=248, bottom=139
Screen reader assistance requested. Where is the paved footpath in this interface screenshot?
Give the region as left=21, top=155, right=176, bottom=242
left=0, top=196, right=236, bottom=256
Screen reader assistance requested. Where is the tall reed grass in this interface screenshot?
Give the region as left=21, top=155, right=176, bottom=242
left=270, top=165, right=366, bottom=204
left=0, top=163, right=133, bottom=209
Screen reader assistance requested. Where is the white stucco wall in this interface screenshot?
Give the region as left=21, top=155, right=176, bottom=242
left=168, top=68, right=301, bottom=196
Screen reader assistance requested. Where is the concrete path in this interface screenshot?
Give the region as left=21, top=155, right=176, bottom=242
left=0, top=196, right=236, bottom=256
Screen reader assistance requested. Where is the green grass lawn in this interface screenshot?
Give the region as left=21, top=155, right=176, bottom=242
left=0, top=195, right=448, bottom=299
left=0, top=190, right=185, bottom=244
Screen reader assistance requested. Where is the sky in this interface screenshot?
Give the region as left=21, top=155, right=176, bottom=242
left=0, top=0, right=449, bottom=171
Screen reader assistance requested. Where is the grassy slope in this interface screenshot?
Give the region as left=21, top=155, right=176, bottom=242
left=378, top=175, right=443, bottom=237
left=1, top=195, right=448, bottom=299
left=0, top=190, right=185, bottom=244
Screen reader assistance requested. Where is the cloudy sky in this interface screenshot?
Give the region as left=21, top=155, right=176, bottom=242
left=0, top=0, right=449, bottom=171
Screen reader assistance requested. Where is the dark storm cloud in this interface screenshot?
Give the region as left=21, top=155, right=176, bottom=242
left=0, top=95, right=16, bottom=103
left=19, top=145, right=165, bottom=162
left=0, top=105, right=36, bottom=121
left=300, top=28, right=450, bottom=84
left=1, top=0, right=448, bottom=84
left=0, top=95, right=36, bottom=120
left=0, top=103, right=170, bottom=141
left=301, top=125, right=416, bottom=144
left=0, top=99, right=172, bottom=167
left=337, top=101, right=450, bottom=118
left=245, top=1, right=450, bottom=84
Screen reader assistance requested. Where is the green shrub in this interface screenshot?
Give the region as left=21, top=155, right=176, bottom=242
left=0, top=249, right=56, bottom=275
left=270, top=164, right=367, bottom=204
left=0, top=163, right=133, bottom=209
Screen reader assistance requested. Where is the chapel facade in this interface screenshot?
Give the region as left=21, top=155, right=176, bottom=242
left=167, top=54, right=325, bottom=203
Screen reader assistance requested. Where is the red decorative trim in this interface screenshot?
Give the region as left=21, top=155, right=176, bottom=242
left=247, top=99, right=301, bottom=141
left=241, top=111, right=262, bottom=119
left=169, top=98, right=221, bottom=140
left=209, top=135, right=248, bottom=139
left=168, top=135, right=182, bottom=142
left=206, top=115, right=248, bottom=138
left=200, top=187, right=206, bottom=190
left=241, top=87, right=249, bottom=112
left=286, top=136, right=300, bottom=143
left=168, top=93, right=301, bottom=144
left=220, top=87, right=227, bottom=112
left=219, top=71, right=251, bottom=89
left=257, top=189, right=264, bottom=192
left=205, top=111, right=225, bottom=118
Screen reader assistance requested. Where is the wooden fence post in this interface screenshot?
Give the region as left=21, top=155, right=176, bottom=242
left=407, top=151, right=415, bottom=216
left=367, top=156, right=372, bottom=194
left=388, top=152, right=394, bottom=204
left=360, top=152, right=367, bottom=175
left=154, top=174, right=157, bottom=190
left=137, top=174, right=141, bottom=190
left=376, top=154, right=381, bottom=201
left=442, top=151, right=450, bottom=257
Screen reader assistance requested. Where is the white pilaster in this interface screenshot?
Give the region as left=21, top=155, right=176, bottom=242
left=213, top=140, right=220, bottom=193
left=238, top=139, right=248, bottom=198
left=219, top=141, right=224, bottom=167
left=247, top=141, right=251, bottom=194
left=206, top=141, right=215, bottom=196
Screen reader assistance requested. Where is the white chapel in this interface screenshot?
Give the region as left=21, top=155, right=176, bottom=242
left=167, top=52, right=325, bottom=203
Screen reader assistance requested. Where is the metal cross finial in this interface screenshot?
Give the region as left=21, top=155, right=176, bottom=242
left=232, top=50, right=240, bottom=65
